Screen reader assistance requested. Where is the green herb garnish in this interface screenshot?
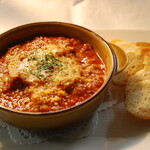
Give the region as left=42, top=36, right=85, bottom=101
left=27, top=56, right=37, bottom=61
left=28, top=53, right=63, bottom=79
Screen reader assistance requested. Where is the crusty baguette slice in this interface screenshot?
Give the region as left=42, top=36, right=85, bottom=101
left=136, top=42, right=150, bottom=48
left=125, top=80, right=150, bottom=119
left=111, top=40, right=139, bottom=53
left=110, top=40, right=144, bottom=86
left=125, top=56, right=150, bottom=119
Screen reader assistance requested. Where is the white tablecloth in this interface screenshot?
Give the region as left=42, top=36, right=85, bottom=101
left=1, top=0, right=150, bottom=33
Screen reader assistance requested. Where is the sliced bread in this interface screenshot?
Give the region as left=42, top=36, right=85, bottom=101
left=110, top=40, right=145, bottom=86
left=125, top=56, right=150, bottom=119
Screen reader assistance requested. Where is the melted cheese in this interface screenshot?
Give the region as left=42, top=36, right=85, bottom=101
left=0, top=37, right=106, bottom=112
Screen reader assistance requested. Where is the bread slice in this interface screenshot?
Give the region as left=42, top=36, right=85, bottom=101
left=136, top=42, right=150, bottom=48
left=110, top=40, right=144, bottom=86
left=111, top=40, right=150, bottom=119
left=125, top=80, right=150, bottom=119
left=125, top=56, right=150, bottom=119
left=111, top=40, right=139, bottom=53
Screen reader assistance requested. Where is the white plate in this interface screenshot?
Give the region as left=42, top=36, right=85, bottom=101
left=0, top=30, right=150, bottom=150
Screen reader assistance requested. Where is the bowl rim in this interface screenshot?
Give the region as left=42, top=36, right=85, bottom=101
left=0, top=21, right=117, bottom=116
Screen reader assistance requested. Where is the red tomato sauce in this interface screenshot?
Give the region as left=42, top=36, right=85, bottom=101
left=0, top=37, right=106, bottom=112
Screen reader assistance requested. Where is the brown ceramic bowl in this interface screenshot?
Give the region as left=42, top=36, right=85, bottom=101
left=0, top=22, right=127, bottom=129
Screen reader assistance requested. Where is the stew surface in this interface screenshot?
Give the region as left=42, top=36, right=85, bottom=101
left=0, top=37, right=106, bottom=112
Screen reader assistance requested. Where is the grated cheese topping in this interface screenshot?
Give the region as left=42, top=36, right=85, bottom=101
left=0, top=37, right=106, bottom=112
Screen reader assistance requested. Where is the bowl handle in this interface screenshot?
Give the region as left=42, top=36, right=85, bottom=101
left=109, top=43, right=128, bottom=75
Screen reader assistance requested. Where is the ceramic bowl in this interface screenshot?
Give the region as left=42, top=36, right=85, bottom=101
left=0, top=22, right=127, bottom=129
